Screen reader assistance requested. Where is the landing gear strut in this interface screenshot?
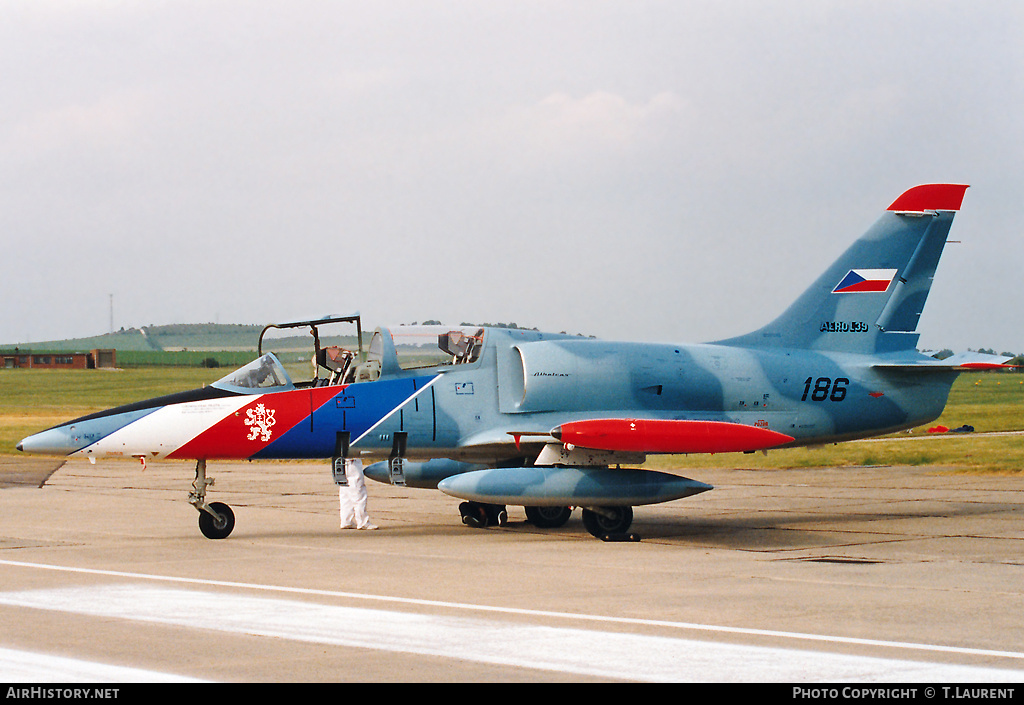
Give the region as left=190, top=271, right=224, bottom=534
left=190, top=459, right=235, bottom=539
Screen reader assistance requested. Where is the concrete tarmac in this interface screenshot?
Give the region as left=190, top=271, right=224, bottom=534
left=2, top=456, right=1024, bottom=682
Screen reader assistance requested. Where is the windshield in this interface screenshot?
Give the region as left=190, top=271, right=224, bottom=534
left=211, top=353, right=295, bottom=392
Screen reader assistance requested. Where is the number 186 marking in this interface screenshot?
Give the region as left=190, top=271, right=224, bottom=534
left=801, top=377, right=849, bottom=402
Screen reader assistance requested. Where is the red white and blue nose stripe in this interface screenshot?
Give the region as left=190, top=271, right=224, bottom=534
left=18, top=375, right=439, bottom=461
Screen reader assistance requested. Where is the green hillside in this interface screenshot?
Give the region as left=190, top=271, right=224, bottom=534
left=10, top=323, right=265, bottom=353
left=1, top=324, right=263, bottom=368
left=1, top=323, right=362, bottom=369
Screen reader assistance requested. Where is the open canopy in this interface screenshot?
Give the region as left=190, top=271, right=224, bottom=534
left=258, top=314, right=363, bottom=357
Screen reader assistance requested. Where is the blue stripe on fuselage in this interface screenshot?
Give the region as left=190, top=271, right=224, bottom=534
left=253, top=376, right=436, bottom=459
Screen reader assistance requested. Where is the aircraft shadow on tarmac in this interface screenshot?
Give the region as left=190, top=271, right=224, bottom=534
left=469, top=497, right=1021, bottom=552
left=0, top=458, right=65, bottom=489
left=3, top=458, right=1016, bottom=554
left=626, top=501, right=1021, bottom=550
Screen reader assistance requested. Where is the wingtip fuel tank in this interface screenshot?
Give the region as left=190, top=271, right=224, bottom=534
left=551, top=419, right=795, bottom=454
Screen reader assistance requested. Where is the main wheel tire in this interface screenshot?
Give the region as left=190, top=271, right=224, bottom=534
left=460, top=502, right=507, bottom=528
left=581, top=506, right=633, bottom=538
left=525, top=505, right=573, bottom=528
left=198, top=502, right=235, bottom=539
left=460, top=501, right=488, bottom=528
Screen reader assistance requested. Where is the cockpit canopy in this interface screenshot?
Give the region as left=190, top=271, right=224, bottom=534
left=211, top=353, right=295, bottom=393
left=220, top=321, right=486, bottom=393
left=365, top=326, right=485, bottom=375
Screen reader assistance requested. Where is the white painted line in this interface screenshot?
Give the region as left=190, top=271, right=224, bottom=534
left=0, top=584, right=1020, bottom=682
left=3, top=558, right=1024, bottom=664
left=0, top=646, right=205, bottom=683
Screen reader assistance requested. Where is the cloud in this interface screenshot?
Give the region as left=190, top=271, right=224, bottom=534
left=496, top=91, right=689, bottom=159
left=0, top=2, right=1020, bottom=352
left=4, top=90, right=153, bottom=163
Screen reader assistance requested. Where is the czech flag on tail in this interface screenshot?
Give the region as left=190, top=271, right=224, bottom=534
left=832, top=269, right=898, bottom=294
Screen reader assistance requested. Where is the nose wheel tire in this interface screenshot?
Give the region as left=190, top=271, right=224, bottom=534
left=198, top=502, right=235, bottom=540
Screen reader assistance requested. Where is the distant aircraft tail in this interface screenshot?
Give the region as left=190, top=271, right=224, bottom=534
left=718, top=184, right=969, bottom=354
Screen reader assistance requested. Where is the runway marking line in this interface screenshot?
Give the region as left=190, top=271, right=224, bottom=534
left=0, top=646, right=204, bottom=683
left=3, top=558, right=1024, bottom=664
left=4, top=582, right=1024, bottom=682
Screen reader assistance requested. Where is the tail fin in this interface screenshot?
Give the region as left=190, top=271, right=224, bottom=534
left=717, top=184, right=969, bottom=354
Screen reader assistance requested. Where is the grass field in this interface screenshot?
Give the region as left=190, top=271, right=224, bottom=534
left=652, top=373, right=1024, bottom=474
left=0, top=367, right=227, bottom=457
left=0, top=367, right=1021, bottom=472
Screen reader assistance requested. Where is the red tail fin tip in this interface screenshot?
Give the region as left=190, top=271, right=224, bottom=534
left=887, top=184, right=969, bottom=212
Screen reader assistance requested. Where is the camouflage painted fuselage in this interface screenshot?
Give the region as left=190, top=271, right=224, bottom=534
left=19, top=184, right=1001, bottom=536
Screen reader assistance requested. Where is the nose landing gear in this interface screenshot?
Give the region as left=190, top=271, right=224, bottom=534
left=190, top=459, right=236, bottom=539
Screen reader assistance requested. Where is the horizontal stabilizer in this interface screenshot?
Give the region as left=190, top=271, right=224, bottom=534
left=940, top=352, right=1017, bottom=369
left=551, top=418, right=794, bottom=454
left=874, top=351, right=1016, bottom=372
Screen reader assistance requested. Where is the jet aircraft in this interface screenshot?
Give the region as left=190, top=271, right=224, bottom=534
left=17, top=184, right=1013, bottom=540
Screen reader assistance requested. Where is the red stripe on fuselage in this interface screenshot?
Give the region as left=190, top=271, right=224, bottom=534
left=168, top=387, right=343, bottom=460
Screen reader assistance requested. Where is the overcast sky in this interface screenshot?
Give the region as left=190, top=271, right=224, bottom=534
left=2, top=1, right=1021, bottom=354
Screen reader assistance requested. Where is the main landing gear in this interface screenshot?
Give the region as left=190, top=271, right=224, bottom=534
left=459, top=501, right=508, bottom=528
left=459, top=502, right=636, bottom=540
left=458, top=503, right=575, bottom=529
left=524, top=505, right=573, bottom=528
left=190, top=459, right=235, bottom=539
left=581, top=506, right=638, bottom=541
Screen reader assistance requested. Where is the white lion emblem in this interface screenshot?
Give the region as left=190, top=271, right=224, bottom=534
left=244, top=403, right=277, bottom=442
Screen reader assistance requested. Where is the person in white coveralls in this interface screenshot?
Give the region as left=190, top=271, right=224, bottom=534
left=339, top=457, right=377, bottom=530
